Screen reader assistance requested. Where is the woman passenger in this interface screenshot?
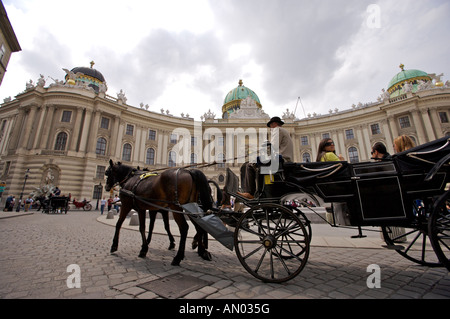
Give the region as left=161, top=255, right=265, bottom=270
left=316, top=138, right=345, bottom=162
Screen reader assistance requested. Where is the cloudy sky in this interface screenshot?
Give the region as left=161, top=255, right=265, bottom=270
left=1, top=0, right=449, bottom=120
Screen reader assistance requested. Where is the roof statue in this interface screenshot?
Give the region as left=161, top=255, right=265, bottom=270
left=229, top=95, right=269, bottom=119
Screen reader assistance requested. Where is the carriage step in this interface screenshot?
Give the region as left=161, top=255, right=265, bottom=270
left=382, top=244, right=405, bottom=251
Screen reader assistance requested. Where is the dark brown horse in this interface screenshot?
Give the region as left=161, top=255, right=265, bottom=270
left=105, top=160, right=213, bottom=266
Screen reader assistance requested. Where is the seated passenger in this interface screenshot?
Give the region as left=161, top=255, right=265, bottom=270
left=316, top=138, right=345, bottom=162
left=371, top=142, right=391, bottom=161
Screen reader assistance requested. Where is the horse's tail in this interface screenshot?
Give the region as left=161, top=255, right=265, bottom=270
left=189, top=169, right=213, bottom=211
left=208, top=180, right=223, bottom=207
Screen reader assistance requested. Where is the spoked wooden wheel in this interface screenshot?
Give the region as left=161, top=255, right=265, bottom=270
left=429, top=190, right=450, bottom=271
left=382, top=222, right=442, bottom=267
left=234, top=203, right=310, bottom=283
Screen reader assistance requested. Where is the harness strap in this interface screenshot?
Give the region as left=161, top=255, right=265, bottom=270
left=119, top=189, right=203, bottom=216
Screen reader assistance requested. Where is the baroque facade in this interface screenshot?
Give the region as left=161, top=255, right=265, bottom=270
left=0, top=64, right=449, bottom=202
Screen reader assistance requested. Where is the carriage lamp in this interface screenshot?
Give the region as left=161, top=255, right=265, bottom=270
left=16, top=169, right=30, bottom=212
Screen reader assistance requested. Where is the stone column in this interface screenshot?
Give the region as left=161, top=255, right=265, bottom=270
left=109, top=115, right=119, bottom=157
left=337, top=131, right=346, bottom=159
left=410, top=109, right=426, bottom=144
left=39, top=105, right=56, bottom=149
left=420, top=108, right=436, bottom=141
left=381, top=119, right=394, bottom=154
left=20, top=104, right=38, bottom=150
left=387, top=115, right=398, bottom=140
left=355, top=125, right=368, bottom=161
left=310, top=133, right=318, bottom=161
left=69, top=107, right=84, bottom=152
left=87, top=109, right=101, bottom=155
left=78, top=108, right=92, bottom=153
left=115, top=120, right=124, bottom=159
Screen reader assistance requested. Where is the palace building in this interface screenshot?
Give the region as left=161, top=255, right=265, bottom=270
left=0, top=63, right=449, bottom=202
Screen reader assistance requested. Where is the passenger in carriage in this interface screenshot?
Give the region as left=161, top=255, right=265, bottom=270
left=371, top=142, right=391, bottom=161
left=238, top=116, right=294, bottom=200
left=393, top=135, right=415, bottom=153
left=316, top=138, right=345, bottom=162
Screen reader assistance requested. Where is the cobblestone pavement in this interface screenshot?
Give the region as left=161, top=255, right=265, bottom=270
left=0, top=210, right=448, bottom=301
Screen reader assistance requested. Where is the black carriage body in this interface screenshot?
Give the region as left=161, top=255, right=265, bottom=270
left=43, top=196, right=70, bottom=214
left=280, top=137, right=450, bottom=227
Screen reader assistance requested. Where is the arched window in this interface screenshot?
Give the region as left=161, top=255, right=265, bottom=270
left=168, top=151, right=176, bottom=167
left=122, top=143, right=132, bottom=161
left=54, top=132, right=67, bottom=151
left=146, top=148, right=155, bottom=165
left=302, top=152, right=311, bottom=163
left=96, top=137, right=107, bottom=155
left=348, top=146, right=359, bottom=163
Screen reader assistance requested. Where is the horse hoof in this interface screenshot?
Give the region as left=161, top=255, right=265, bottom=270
left=192, top=240, right=198, bottom=250
left=138, top=253, right=147, bottom=258
left=168, top=243, right=175, bottom=250
left=110, top=246, right=118, bottom=253
left=200, top=251, right=212, bottom=261
left=171, top=259, right=181, bottom=266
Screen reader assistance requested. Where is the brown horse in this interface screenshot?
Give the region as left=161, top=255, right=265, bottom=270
left=105, top=160, right=213, bottom=266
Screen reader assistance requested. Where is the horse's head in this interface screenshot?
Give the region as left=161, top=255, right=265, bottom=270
left=105, top=159, right=131, bottom=191
left=105, top=159, right=116, bottom=192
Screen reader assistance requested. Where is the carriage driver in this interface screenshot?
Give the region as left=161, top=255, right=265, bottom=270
left=238, top=116, right=294, bottom=199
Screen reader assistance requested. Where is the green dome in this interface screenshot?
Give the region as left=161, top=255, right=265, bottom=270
left=222, top=79, right=262, bottom=118
left=387, top=64, right=431, bottom=96
left=223, top=79, right=261, bottom=104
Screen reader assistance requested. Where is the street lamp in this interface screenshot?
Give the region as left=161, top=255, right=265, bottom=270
left=16, top=169, right=30, bottom=212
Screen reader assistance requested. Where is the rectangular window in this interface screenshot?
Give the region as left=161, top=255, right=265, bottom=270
left=345, top=129, right=354, bottom=140
left=170, top=133, right=177, bottom=144
left=191, top=136, right=197, bottom=146
left=370, top=123, right=381, bottom=135
left=100, top=117, right=110, bottom=129
left=322, top=133, right=330, bottom=139
left=61, top=111, right=72, bottom=123
left=148, top=129, right=156, bottom=140
left=96, top=166, right=105, bottom=179
left=301, top=136, right=309, bottom=146
left=399, top=116, right=411, bottom=129
left=126, top=124, right=134, bottom=136
left=439, top=112, right=449, bottom=123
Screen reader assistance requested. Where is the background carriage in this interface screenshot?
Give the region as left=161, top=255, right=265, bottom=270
left=41, top=196, right=70, bottom=214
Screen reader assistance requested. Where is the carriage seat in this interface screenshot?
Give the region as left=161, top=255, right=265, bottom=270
left=283, top=161, right=350, bottom=188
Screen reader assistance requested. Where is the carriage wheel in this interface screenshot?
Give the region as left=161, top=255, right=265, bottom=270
left=291, top=207, right=312, bottom=244
left=381, top=223, right=442, bottom=267
left=428, top=190, right=450, bottom=271
left=83, top=203, right=92, bottom=211
left=234, top=203, right=310, bottom=283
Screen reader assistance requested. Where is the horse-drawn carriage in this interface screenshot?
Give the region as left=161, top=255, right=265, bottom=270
left=106, top=136, right=450, bottom=283
left=41, top=196, right=70, bottom=214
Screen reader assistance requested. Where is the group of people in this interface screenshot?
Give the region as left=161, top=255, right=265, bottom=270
left=237, top=115, right=417, bottom=199
left=3, top=195, right=34, bottom=212
left=318, top=134, right=415, bottom=162
left=100, top=195, right=120, bottom=215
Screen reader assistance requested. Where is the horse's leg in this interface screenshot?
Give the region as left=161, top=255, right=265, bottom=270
left=191, top=218, right=212, bottom=261
left=146, top=211, right=156, bottom=245
left=162, top=211, right=175, bottom=250
left=171, top=212, right=189, bottom=266
left=138, top=209, right=148, bottom=258
left=111, top=204, right=131, bottom=253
